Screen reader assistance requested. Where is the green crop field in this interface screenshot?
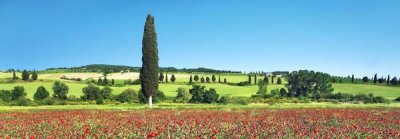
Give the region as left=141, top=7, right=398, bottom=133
left=1, top=72, right=399, bottom=100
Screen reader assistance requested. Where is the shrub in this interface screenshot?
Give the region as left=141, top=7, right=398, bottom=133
left=0, top=90, right=12, bottom=102
left=68, top=95, right=78, bottom=101
left=11, top=98, right=33, bottom=106
left=12, top=86, right=27, bottom=100
left=138, top=90, right=166, bottom=103
left=31, top=71, right=38, bottom=80
left=218, top=96, right=229, bottom=105
left=82, top=84, right=101, bottom=100
left=173, top=88, right=192, bottom=103
left=34, top=86, right=50, bottom=101
left=52, top=81, right=69, bottom=100
left=100, top=86, right=113, bottom=99
left=170, top=74, right=176, bottom=82
left=21, top=70, right=30, bottom=81
left=96, top=98, right=104, bottom=104
left=115, top=88, right=139, bottom=103
left=189, top=85, right=219, bottom=103
left=395, top=97, right=400, bottom=102
left=124, top=79, right=141, bottom=85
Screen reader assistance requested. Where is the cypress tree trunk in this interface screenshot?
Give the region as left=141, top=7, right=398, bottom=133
left=140, top=15, right=159, bottom=108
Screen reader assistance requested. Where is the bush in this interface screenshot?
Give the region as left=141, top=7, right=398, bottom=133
left=395, top=97, right=400, bottom=102
left=218, top=96, right=229, bottom=105
left=124, top=79, right=141, bottom=85
left=189, top=85, right=219, bottom=103
left=10, top=98, right=33, bottom=106
left=52, top=81, right=69, bottom=100
left=237, top=81, right=251, bottom=86
left=173, top=88, right=192, bottom=103
left=12, top=86, right=27, bottom=100
left=96, top=98, right=104, bottom=104
left=139, top=90, right=166, bottom=103
left=100, top=86, right=113, bottom=99
left=0, top=90, right=12, bottom=102
left=82, top=84, right=101, bottom=100
left=116, top=88, right=139, bottom=103
left=68, top=95, right=78, bottom=101
left=34, top=86, right=50, bottom=101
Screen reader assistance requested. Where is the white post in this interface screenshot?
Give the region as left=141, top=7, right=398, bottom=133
left=148, top=96, right=153, bottom=108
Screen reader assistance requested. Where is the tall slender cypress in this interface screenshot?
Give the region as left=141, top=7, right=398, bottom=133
left=248, top=75, right=252, bottom=84
left=254, top=74, right=257, bottom=84
left=387, top=75, right=390, bottom=85
left=373, top=74, right=377, bottom=84
left=140, top=14, right=159, bottom=108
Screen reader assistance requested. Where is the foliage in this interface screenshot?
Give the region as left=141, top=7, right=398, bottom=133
left=206, top=77, right=210, bottom=83
left=140, top=14, right=159, bottom=100
left=211, top=75, right=216, bottom=82
left=115, top=88, right=139, bottom=103
left=194, top=75, right=199, bottom=82
left=277, top=77, right=282, bottom=84
left=159, top=72, right=164, bottom=82
left=34, top=86, right=50, bottom=101
left=286, top=70, right=333, bottom=99
left=170, top=74, right=176, bottom=82
left=189, top=85, right=219, bottom=103
left=362, top=76, right=369, bottom=83
left=0, top=90, right=12, bottom=102
left=52, top=81, right=69, bottom=100
left=31, top=71, right=38, bottom=80
left=173, top=88, right=192, bottom=103
left=21, top=70, right=30, bottom=81
left=12, top=86, right=27, bottom=100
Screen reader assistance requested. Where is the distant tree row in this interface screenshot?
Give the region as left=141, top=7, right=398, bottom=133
left=332, top=74, right=400, bottom=86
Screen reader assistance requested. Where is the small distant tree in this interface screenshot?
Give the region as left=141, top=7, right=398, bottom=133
left=351, top=74, right=354, bottom=83
left=201, top=77, right=205, bottom=83
left=211, top=75, right=216, bottom=82
left=373, top=74, right=377, bottom=84
left=279, top=88, right=287, bottom=97
left=194, top=75, right=199, bottom=82
left=31, top=70, right=38, bottom=80
left=12, top=70, right=17, bottom=80
left=391, top=77, right=399, bottom=86
left=271, top=76, right=274, bottom=84
left=52, top=81, right=69, bottom=100
left=111, top=79, right=115, bottom=85
left=103, top=77, right=109, bottom=85
left=254, top=75, right=257, bottom=85
left=97, top=78, right=103, bottom=85
left=82, top=84, right=101, bottom=100
left=277, top=77, right=282, bottom=84
left=248, top=75, right=252, bottom=84
left=165, top=74, right=168, bottom=83
left=224, top=78, right=227, bottom=83
left=21, top=70, right=30, bottom=81
left=170, top=74, right=176, bottom=83
left=256, top=79, right=268, bottom=96
left=362, top=76, right=369, bottom=83
left=339, top=79, right=342, bottom=83
left=332, top=77, right=336, bottom=83
left=34, top=86, right=49, bottom=101
left=263, top=76, right=269, bottom=84
left=387, top=75, right=390, bottom=85
left=159, top=72, right=164, bottom=82
left=378, top=77, right=385, bottom=83
left=206, top=77, right=210, bottom=83
left=218, top=76, right=221, bottom=83
left=12, top=86, right=27, bottom=100
left=100, top=86, right=113, bottom=99
left=189, top=75, right=193, bottom=83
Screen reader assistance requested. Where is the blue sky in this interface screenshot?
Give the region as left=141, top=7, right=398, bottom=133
left=0, top=0, right=399, bottom=77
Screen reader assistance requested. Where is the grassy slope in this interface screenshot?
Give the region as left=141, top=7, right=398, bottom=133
left=1, top=72, right=399, bottom=100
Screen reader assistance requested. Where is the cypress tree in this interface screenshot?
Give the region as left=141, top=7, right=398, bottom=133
left=387, top=75, right=390, bottom=85
left=254, top=74, right=257, bottom=85
left=194, top=75, right=199, bottom=82
left=170, top=74, right=176, bottom=83
left=140, top=14, right=159, bottom=108
left=272, top=76, right=274, bottom=84
left=165, top=74, right=168, bottom=83
left=189, top=75, right=193, bottom=83
left=248, top=75, right=251, bottom=84
left=97, top=78, right=103, bottom=85
left=31, top=70, right=38, bottom=80
left=373, top=74, right=377, bottom=84
left=218, top=75, right=221, bottom=83
left=211, top=75, right=216, bottom=82
left=201, top=77, right=205, bottom=83
left=263, top=76, right=269, bottom=84
left=21, top=70, right=30, bottom=81
left=12, top=70, right=16, bottom=81
left=351, top=74, right=354, bottom=83
left=103, top=77, right=108, bottom=85
left=224, top=78, right=227, bottom=83
left=159, top=72, right=164, bottom=82
left=111, top=79, right=115, bottom=85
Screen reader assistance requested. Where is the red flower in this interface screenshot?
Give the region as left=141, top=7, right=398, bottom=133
left=147, top=130, right=159, bottom=138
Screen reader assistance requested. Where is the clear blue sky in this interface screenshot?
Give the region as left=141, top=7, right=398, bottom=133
left=0, top=0, right=399, bottom=77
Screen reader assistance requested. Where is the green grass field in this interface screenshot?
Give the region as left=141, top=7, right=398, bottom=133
left=0, top=72, right=399, bottom=100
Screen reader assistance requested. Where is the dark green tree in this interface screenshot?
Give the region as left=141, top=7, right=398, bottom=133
left=21, top=70, right=30, bottom=81
left=351, top=74, right=354, bottom=83
left=31, top=70, right=38, bottom=80
left=277, top=77, right=282, bottom=84
left=189, top=75, right=193, bottom=83
left=212, top=75, right=216, bottom=82
left=286, top=70, right=334, bottom=98
left=280, top=88, right=287, bottom=97
left=194, top=75, right=199, bottom=82
left=82, top=84, right=101, bottom=100
left=52, top=81, right=69, bottom=100
left=0, top=90, right=12, bottom=102
left=34, top=86, right=49, bottom=101
left=100, top=86, right=113, bottom=99
left=254, top=75, right=257, bottom=85
left=97, top=78, right=103, bottom=85
left=159, top=72, right=164, bottom=82
left=103, top=77, right=108, bottom=86
left=201, top=77, right=205, bottom=83
left=391, top=77, right=399, bottom=86
left=218, top=75, right=221, bottom=83
left=224, top=78, right=227, bottom=83
left=165, top=74, right=168, bottom=83
left=140, top=14, right=159, bottom=108
left=12, top=86, right=27, bottom=100
left=387, top=75, right=390, bottom=85
left=170, top=74, right=176, bottom=83
left=12, top=70, right=17, bottom=81
left=206, top=77, right=211, bottom=83
left=373, top=74, right=377, bottom=84
left=248, top=75, right=252, bottom=84
left=362, top=76, right=369, bottom=83
left=111, top=79, right=115, bottom=85
left=263, top=76, right=269, bottom=84
left=271, top=76, right=274, bottom=84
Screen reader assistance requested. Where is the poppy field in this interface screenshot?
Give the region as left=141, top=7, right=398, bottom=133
left=0, top=109, right=399, bottom=138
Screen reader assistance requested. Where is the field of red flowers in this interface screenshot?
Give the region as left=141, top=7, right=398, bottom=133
left=0, top=109, right=399, bottom=138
